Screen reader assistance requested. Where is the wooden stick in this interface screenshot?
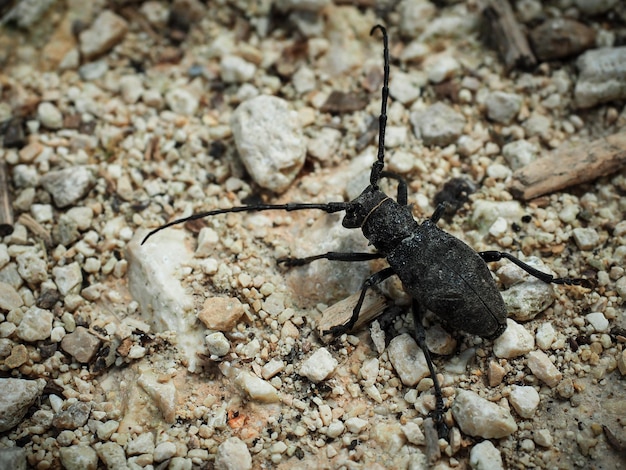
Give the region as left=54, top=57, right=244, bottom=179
left=0, top=161, right=14, bottom=236
left=317, top=288, right=388, bottom=343
left=509, top=133, right=626, bottom=200
left=480, top=0, right=536, bottom=70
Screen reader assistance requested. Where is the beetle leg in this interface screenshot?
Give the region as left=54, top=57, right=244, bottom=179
left=411, top=299, right=449, bottom=439
left=323, top=267, right=395, bottom=336
left=380, top=171, right=408, bottom=206
left=277, top=251, right=383, bottom=267
left=479, top=251, right=590, bottom=286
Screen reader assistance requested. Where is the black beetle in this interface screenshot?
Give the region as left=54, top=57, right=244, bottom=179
left=142, top=25, right=586, bottom=437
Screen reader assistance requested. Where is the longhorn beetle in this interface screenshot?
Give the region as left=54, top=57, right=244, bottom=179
left=142, top=25, right=586, bottom=438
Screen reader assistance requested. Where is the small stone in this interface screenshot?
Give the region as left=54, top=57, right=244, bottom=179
left=41, top=166, right=96, bottom=208
left=53, top=262, right=83, bottom=296
left=0, top=281, right=23, bottom=311
left=59, top=445, right=98, bottom=470
left=387, top=333, right=430, bottom=386
left=235, top=371, right=279, bottom=403
left=61, top=326, right=101, bottom=363
left=469, top=440, right=504, bottom=470
left=206, top=332, right=230, bottom=356
left=154, top=441, right=177, bottom=462
left=220, top=55, right=256, bottom=83
left=37, top=102, right=63, bottom=129
left=617, top=350, right=626, bottom=376
left=5, top=344, right=28, bottom=368
left=485, top=91, right=522, bottom=124
left=215, top=437, right=252, bottom=470
left=523, top=113, right=551, bottom=138
left=138, top=373, right=177, bottom=423
left=402, top=421, right=425, bottom=445
left=127, top=432, right=155, bottom=456
left=501, top=277, right=554, bottom=322
left=574, top=0, right=618, bottom=16
left=231, top=95, right=306, bottom=192
left=493, top=319, right=535, bottom=359
left=79, top=60, right=109, bottom=80
left=198, top=297, right=245, bottom=332
left=425, top=324, right=456, bottom=355
left=96, top=420, right=119, bottom=440
left=16, top=306, right=53, bottom=342
left=585, top=312, right=609, bottom=332
left=410, top=102, right=465, bottom=147
left=426, top=55, right=460, bottom=83
left=345, top=417, right=368, bottom=433
left=0, top=448, right=27, bottom=470
left=572, top=227, right=600, bottom=250
left=96, top=442, right=127, bottom=469
left=165, top=88, right=199, bottom=116
left=451, top=390, right=517, bottom=439
left=535, top=322, right=556, bottom=350
left=556, top=377, right=575, bottom=399
left=0, top=378, right=46, bottom=432
left=79, top=10, right=129, bottom=60
left=502, top=140, right=538, bottom=170
left=390, top=70, right=426, bottom=104
left=529, top=18, right=595, bottom=62
left=534, top=428, right=553, bottom=448
left=508, top=385, right=540, bottom=418
left=488, top=361, right=506, bottom=387
left=307, top=127, right=342, bottom=162
left=16, top=251, right=48, bottom=285
left=575, top=46, right=626, bottom=108
left=527, top=350, right=562, bottom=387
left=119, top=75, right=144, bottom=104
left=300, top=347, right=338, bottom=383
left=52, top=401, right=91, bottom=430
left=261, top=359, right=285, bottom=380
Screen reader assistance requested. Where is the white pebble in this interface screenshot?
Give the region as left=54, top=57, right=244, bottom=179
left=387, top=333, right=430, bottom=386
left=37, top=102, right=63, bottom=129
left=206, top=332, right=230, bottom=357
left=154, top=441, right=177, bottom=462
left=527, top=350, right=562, bottom=387
left=235, top=371, right=279, bottom=403
left=300, top=347, right=337, bottom=383
left=452, top=390, right=517, bottom=439
left=535, top=322, right=556, bottom=350
left=220, top=55, right=256, bottom=83
left=165, top=88, right=199, bottom=116
left=585, top=311, right=609, bottom=332
left=493, top=319, right=535, bottom=358
left=572, top=227, right=600, bottom=250
left=469, top=440, right=504, bottom=470
left=231, top=95, right=305, bottom=192
left=345, top=417, right=368, bottom=433
left=508, top=385, right=540, bottom=418
left=215, top=437, right=251, bottom=470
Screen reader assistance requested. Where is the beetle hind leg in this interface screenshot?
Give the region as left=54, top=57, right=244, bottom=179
left=479, top=251, right=590, bottom=287
left=411, top=299, right=449, bottom=439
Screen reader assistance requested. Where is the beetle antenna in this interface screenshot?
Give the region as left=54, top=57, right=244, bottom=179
left=369, top=24, right=389, bottom=189
left=141, top=201, right=348, bottom=245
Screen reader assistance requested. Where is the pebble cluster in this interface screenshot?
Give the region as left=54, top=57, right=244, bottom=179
left=0, top=0, right=625, bottom=469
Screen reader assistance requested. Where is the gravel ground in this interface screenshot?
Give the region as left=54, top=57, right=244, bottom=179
left=1, top=1, right=625, bottom=469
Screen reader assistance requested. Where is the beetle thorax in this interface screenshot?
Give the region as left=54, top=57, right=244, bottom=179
left=342, top=186, right=418, bottom=254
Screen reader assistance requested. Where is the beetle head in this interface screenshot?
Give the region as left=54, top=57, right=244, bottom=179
left=342, top=185, right=388, bottom=229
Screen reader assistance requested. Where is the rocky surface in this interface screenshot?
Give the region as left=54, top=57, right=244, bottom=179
left=0, top=1, right=624, bottom=469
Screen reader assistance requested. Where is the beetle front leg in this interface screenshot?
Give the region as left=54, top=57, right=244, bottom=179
left=323, top=267, right=395, bottom=336
left=479, top=251, right=590, bottom=286
left=411, top=299, right=448, bottom=439
left=277, top=252, right=383, bottom=267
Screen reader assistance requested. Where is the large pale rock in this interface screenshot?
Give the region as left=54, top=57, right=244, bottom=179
left=0, top=378, right=46, bottom=432
left=231, top=95, right=305, bottom=192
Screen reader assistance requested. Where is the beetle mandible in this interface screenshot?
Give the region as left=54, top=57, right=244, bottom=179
left=142, top=25, right=586, bottom=437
